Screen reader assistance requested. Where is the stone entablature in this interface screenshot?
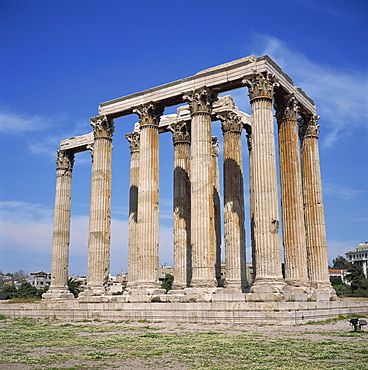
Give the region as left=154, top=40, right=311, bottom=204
left=98, top=55, right=315, bottom=118
left=60, top=132, right=94, bottom=153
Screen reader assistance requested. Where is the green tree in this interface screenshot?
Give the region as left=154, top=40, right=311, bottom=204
left=347, top=264, right=368, bottom=296
left=17, top=282, right=38, bottom=298
left=67, top=277, right=82, bottom=298
left=332, top=256, right=350, bottom=269
left=0, top=284, right=17, bottom=300
left=161, top=273, right=174, bottom=292
left=37, top=285, right=49, bottom=298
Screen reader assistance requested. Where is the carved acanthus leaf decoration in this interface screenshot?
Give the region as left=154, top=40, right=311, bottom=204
left=133, top=102, right=164, bottom=128
left=90, top=115, right=115, bottom=139
left=275, top=94, right=299, bottom=121
left=212, top=136, right=220, bottom=157
left=298, top=115, right=320, bottom=140
left=243, top=72, right=279, bottom=101
left=218, top=111, right=243, bottom=134
left=56, top=150, right=74, bottom=171
left=170, top=120, right=191, bottom=144
left=183, top=86, right=218, bottom=115
left=125, top=132, right=140, bottom=153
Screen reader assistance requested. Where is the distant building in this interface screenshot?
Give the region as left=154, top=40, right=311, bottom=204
left=346, top=242, right=368, bottom=277
left=157, top=265, right=174, bottom=283
left=28, top=271, right=51, bottom=289
left=328, top=269, right=349, bottom=285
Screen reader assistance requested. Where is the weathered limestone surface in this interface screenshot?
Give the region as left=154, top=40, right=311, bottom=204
left=299, top=115, right=336, bottom=301
left=211, top=137, right=222, bottom=287
left=184, top=87, right=218, bottom=289
left=125, top=132, right=140, bottom=288
left=134, top=103, right=164, bottom=289
left=43, top=150, right=75, bottom=299
left=171, top=117, right=191, bottom=289
left=275, top=94, right=309, bottom=299
left=81, top=116, right=114, bottom=297
left=244, top=73, right=285, bottom=301
left=219, top=111, right=248, bottom=292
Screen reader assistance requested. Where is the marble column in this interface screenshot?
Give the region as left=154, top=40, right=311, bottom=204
left=134, top=102, right=164, bottom=289
left=83, top=115, right=114, bottom=296
left=298, top=115, right=336, bottom=300
left=219, top=111, right=248, bottom=292
left=43, top=150, right=75, bottom=299
left=245, top=125, right=256, bottom=282
left=243, top=73, right=285, bottom=301
left=125, top=132, right=140, bottom=288
left=275, top=94, right=309, bottom=297
left=184, top=87, right=218, bottom=288
left=212, top=137, right=222, bottom=287
left=171, top=120, right=191, bottom=289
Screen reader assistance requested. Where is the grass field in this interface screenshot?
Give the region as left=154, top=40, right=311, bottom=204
left=0, top=315, right=367, bottom=369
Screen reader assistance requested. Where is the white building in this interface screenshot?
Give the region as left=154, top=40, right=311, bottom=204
left=346, top=242, right=368, bottom=277
left=28, top=271, right=51, bottom=289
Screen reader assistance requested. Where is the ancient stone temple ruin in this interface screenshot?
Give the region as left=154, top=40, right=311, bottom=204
left=43, top=55, right=336, bottom=303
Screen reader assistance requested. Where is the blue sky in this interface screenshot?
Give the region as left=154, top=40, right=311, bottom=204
left=0, top=0, right=367, bottom=276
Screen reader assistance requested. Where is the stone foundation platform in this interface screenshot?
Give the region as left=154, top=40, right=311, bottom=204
left=1, top=299, right=367, bottom=325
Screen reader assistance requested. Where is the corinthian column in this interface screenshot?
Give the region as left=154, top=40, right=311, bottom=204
left=125, top=132, right=140, bottom=288
left=211, top=137, right=222, bottom=287
left=43, top=150, right=75, bottom=299
left=275, top=95, right=309, bottom=298
left=83, top=115, right=114, bottom=297
left=171, top=120, right=191, bottom=289
left=134, top=102, right=164, bottom=289
left=183, top=87, right=218, bottom=288
left=299, top=115, right=336, bottom=300
left=243, top=73, right=285, bottom=301
left=219, top=111, right=248, bottom=292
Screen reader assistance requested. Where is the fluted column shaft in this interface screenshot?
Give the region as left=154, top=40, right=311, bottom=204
left=244, top=73, right=284, bottom=284
left=172, top=121, right=191, bottom=289
left=126, top=132, right=140, bottom=288
left=184, top=87, right=218, bottom=288
left=275, top=95, right=308, bottom=287
left=135, top=103, right=164, bottom=288
left=299, top=115, right=331, bottom=289
left=219, top=112, right=248, bottom=291
left=44, top=150, right=75, bottom=299
left=245, top=126, right=256, bottom=281
left=85, top=115, right=114, bottom=295
left=212, top=137, right=222, bottom=287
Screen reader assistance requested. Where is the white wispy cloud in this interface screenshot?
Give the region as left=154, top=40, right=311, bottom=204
left=323, top=182, right=365, bottom=200
left=249, top=34, right=368, bottom=148
left=327, top=239, right=358, bottom=265
left=0, top=110, right=48, bottom=134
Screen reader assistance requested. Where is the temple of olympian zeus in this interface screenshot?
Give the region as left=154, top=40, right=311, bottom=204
left=43, top=55, right=336, bottom=303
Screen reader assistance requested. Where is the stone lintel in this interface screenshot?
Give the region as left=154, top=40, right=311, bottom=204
left=98, top=55, right=315, bottom=119
left=60, top=132, right=94, bottom=153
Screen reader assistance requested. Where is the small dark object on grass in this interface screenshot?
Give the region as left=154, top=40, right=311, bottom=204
left=349, top=318, right=367, bottom=332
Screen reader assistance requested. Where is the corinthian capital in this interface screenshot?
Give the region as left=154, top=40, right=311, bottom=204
left=218, top=111, right=243, bottom=134
left=90, top=115, right=114, bottom=139
left=212, top=137, right=220, bottom=157
left=133, top=102, right=164, bottom=128
left=125, top=132, right=140, bottom=153
left=298, top=114, right=320, bottom=140
left=183, top=86, right=218, bottom=115
left=56, top=150, right=74, bottom=171
left=170, top=120, right=191, bottom=144
left=243, top=72, right=279, bottom=102
left=274, top=94, right=299, bottom=122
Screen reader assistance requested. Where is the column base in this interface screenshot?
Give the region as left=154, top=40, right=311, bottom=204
left=42, top=287, right=74, bottom=300
left=211, top=287, right=247, bottom=302
left=190, top=278, right=218, bottom=289
left=182, top=287, right=218, bottom=302
left=224, top=279, right=250, bottom=293
left=123, top=288, right=167, bottom=303
left=78, top=284, right=107, bottom=298
left=246, top=280, right=286, bottom=302
left=309, top=283, right=337, bottom=301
